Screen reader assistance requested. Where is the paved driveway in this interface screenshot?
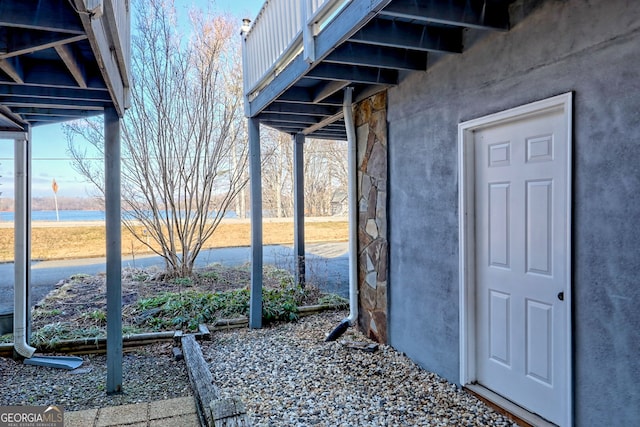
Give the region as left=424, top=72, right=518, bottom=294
left=0, top=242, right=349, bottom=313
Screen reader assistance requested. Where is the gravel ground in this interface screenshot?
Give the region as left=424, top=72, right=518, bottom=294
left=0, top=311, right=519, bottom=425
left=203, top=310, right=519, bottom=427
left=0, top=343, right=191, bottom=411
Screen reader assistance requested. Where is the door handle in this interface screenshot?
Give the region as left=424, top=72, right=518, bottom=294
left=557, top=292, right=564, bottom=301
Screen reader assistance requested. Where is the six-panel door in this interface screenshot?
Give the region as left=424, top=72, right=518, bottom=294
left=474, top=108, right=568, bottom=426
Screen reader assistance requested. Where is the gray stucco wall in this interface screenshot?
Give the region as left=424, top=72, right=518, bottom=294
left=386, top=0, right=640, bottom=425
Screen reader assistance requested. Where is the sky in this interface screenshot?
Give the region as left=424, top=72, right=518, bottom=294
left=0, top=0, right=265, bottom=200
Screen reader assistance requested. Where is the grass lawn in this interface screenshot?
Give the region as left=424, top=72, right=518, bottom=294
left=0, top=218, right=348, bottom=262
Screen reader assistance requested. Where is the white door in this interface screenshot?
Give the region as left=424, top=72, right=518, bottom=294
left=474, top=106, right=569, bottom=425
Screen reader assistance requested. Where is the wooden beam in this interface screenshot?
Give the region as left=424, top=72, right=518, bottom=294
left=380, top=0, right=511, bottom=31
left=313, top=80, right=351, bottom=103
left=351, top=19, right=462, bottom=53
left=260, top=122, right=305, bottom=132
left=308, top=130, right=347, bottom=140
left=0, top=96, right=108, bottom=109
left=273, top=87, right=313, bottom=103
left=55, top=44, right=88, bottom=88
left=258, top=113, right=320, bottom=125
left=0, top=84, right=112, bottom=101
left=314, top=93, right=346, bottom=106
left=307, top=63, right=398, bottom=85
left=0, top=35, right=87, bottom=60
left=12, top=60, right=106, bottom=89
left=303, top=110, right=344, bottom=135
left=306, top=129, right=347, bottom=139
left=13, top=116, right=64, bottom=123
left=277, top=88, right=344, bottom=106
left=325, top=41, right=428, bottom=71
left=0, top=59, right=24, bottom=84
left=354, top=84, right=392, bottom=103
left=12, top=107, right=103, bottom=116
left=322, top=123, right=347, bottom=131
left=263, top=102, right=340, bottom=117
left=0, top=109, right=25, bottom=132
left=17, top=111, right=102, bottom=122
left=271, top=88, right=339, bottom=106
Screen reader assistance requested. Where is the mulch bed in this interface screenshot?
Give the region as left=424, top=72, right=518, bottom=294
left=26, top=264, right=323, bottom=341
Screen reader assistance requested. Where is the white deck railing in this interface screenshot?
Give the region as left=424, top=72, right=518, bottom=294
left=242, top=0, right=350, bottom=98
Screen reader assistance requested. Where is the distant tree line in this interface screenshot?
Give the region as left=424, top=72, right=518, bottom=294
left=0, top=197, right=103, bottom=212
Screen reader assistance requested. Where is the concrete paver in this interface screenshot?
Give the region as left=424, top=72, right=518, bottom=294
left=64, top=396, right=199, bottom=427
left=96, top=402, right=148, bottom=426
left=149, top=413, right=200, bottom=427
left=65, top=408, right=98, bottom=427
left=148, top=397, right=196, bottom=419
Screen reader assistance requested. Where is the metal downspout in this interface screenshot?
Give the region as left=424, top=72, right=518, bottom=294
left=14, top=134, right=36, bottom=358
left=325, top=87, right=357, bottom=341
left=344, top=87, right=358, bottom=326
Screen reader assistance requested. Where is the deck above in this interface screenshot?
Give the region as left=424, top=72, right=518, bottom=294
left=242, top=0, right=515, bottom=140
left=0, top=0, right=130, bottom=131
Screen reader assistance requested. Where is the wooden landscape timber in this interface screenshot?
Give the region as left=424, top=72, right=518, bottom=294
left=181, top=334, right=251, bottom=427
left=0, top=304, right=345, bottom=358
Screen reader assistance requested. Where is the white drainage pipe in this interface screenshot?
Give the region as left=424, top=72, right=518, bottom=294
left=326, top=87, right=357, bottom=341
left=14, top=136, right=36, bottom=358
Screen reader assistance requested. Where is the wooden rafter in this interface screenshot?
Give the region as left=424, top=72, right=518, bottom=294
left=313, top=80, right=351, bottom=103
left=350, top=19, right=462, bottom=53
left=55, top=43, right=88, bottom=88
left=0, top=58, right=23, bottom=84
left=307, top=63, right=398, bottom=85
left=324, top=41, right=428, bottom=70
left=380, top=0, right=511, bottom=30
left=0, top=34, right=87, bottom=59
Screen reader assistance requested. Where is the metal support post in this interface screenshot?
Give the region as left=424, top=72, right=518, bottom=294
left=249, top=118, right=263, bottom=329
left=293, top=133, right=305, bottom=287
left=105, top=107, right=122, bottom=394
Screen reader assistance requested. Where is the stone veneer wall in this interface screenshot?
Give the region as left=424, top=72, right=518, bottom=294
left=354, top=91, right=388, bottom=343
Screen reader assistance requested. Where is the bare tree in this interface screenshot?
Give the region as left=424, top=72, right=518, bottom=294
left=64, top=0, right=248, bottom=277
left=259, top=133, right=348, bottom=218
left=261, top=130, right=294, bottom=217
left=322, top=140, right=349, bottom=190
left=303, top=139, right=347, bottom=216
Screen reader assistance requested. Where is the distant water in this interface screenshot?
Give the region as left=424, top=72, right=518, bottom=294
left=0, top=210, right=105, bottom=222
left=0, top=209, right=239, bottom=222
